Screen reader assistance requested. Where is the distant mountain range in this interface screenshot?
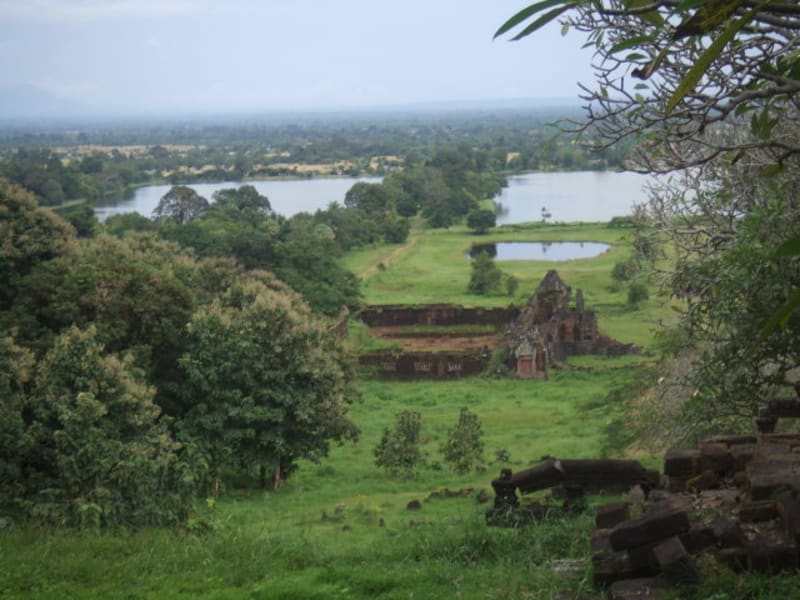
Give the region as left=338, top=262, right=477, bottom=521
left=0, top=84, right=581, bottom=124
left=0, top=84, right=93, bottom=120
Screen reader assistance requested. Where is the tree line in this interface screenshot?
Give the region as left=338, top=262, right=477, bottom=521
left=0, top=179, right=358, bottom=527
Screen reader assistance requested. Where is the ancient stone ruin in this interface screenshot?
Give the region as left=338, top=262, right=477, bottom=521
left=505, top=270, right=637, bottom=379
left=486, top=390, right=800, bottom=599
left=357, top=270, right=636, bottom=380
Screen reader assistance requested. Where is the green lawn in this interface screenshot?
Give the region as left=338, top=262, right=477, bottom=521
left=345, top=221, right=675, bottom=351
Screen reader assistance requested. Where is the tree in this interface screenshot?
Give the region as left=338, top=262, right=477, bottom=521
left=178, top=279, right=358, bottom=488
left=440, top=408, right=484, bottom=475
left=153, top=186, right=209, bottom=224
left=5, top=326, right=196, bottom=527
left=466, top=208, right=496, bottom=234
left=0, top=178, right=74, bottom=310
left=468, top=251, right=503, bottom=295
left=497, top=2, right=800, bottom=436
left=212, top=185, right=271, bottom=213
left=374, top=410, right=424, bottom=479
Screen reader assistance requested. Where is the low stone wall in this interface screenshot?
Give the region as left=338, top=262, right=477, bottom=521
left=355, top=304, right=518, bottom=328
left=359, top=349, right=489, bottom=380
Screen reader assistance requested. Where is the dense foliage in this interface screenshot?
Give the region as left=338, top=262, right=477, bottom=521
left=0, top=181, right=358, bottom=525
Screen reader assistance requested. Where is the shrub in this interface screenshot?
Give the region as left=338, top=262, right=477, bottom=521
left=627, top=282, right=650, bottom=307
left=440, top=408, right=484, bottom=474
left=468, top=251, right=502, bottom=295
left=374, top=410, right=424, bottom=479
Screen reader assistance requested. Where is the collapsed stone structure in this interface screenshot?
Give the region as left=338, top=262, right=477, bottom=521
left=505, top=270, right=636, bottom=379
left=356, top=270, right=635, bottom=380
left=486, top=391, right=800, bottom=599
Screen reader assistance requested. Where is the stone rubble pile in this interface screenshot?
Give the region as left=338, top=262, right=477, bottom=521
left=488, top=396, right=800, bottom=599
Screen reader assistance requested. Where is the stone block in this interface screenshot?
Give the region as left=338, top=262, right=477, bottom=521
left=730, top=444, right=759, bottom=471
left=761, top=433, right=800, bottom=449
left=717, top=547, right=748, bottom=572
left=591, top=528, right=613, bottom=557
left=686, top=469, right=719, bottom=492
left=609, top=509, right=690, bottom=551
left=701, top=434, right=757, bottom=448
left=776, top=491, right=800, bottom=543
left=747, top=529, right=798, bottom=573
left=764, top=397, right=800, bottom=418
left=666, top=476, right=687, bottom=493
left=652, top=536, right=701, bottom=584
left=748, top=472, right=800, bottom=501
left=699, top=443, right=734, bottom=475
left=680, top=524, right=716, bottom=554
left=711, top=518, right=746, bottom=548
left=754, top=416, right=778, bottom=434
left=607, top=577, right=668, bottom=600
left=664, top=449, right=701, bottom=477
left=738, top=500, right=778, bottom=523
left=596, top=502, right=631, bottom=530
left=593, top=549, right=640, bottom=586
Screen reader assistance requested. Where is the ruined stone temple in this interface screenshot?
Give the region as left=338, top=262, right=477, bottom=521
left=506, top=270, right=631, bottom=379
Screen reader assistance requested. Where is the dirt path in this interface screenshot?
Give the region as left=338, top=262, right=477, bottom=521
left=357, top=232, right=421, bottom=279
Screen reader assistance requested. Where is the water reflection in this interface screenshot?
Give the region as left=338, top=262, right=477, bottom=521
left=468, top=241, right=610, bottom=261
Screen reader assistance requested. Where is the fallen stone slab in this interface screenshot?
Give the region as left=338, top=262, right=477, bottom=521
left=596, top=502, right=631, bottom=530
left=652, top=536, right=701, bottom=584
left=747, top=529, right=798, bottom=573
left=699, top=442, right=734, bottom=474
left=763, top=397, right=800, bottom=418
left=776, top=491, right=800, bottom=543
left=607, top=577, right=668, bottom=600
left=593, top=549, right=642, bottom=587
left=686, top=469, right=719, bottom=492
left=761, top=433, right=800, bottom=449
left=701, top=434, right=758, bottom=448
left=680, top=524, right=716, bottom=554
left=664, top=449, right=701, bottom=477
left=738, top=500, right=779, bottom=523
left=711, top=517, right=746, bottom=548
left=609, top=509, right=690, bottom=551
left=748, top=472, right=800, bottom=501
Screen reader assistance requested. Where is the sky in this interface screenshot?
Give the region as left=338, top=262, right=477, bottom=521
left=0, top=0, right=595, bottom=115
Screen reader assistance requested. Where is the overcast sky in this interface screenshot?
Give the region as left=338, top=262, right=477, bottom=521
left=0, top=0, right=594, bottom=114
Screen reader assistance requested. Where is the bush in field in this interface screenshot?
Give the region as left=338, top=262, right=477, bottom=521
left=468, top=251, right=502, bottom=295
left=374, top=410, right=424, bottom=479
left=505, top=274, right=519, bottom=297
left=440, top=408, right=484, bottom=475
left=611, top=259, right=637, bottom=285
left=627, top=282, right=649, bottom=308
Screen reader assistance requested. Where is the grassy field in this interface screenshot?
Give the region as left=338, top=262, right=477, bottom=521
left=1, top=367, right=656, bottom=599
left=4, top=221, right=795, bottom=599
left=344, top=221, right=674, bottom=350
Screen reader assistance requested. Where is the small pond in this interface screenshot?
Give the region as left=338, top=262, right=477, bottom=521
left=468, top=242, right=610, bottom=261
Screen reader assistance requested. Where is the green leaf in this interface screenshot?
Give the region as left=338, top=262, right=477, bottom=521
left=494, top=0, right=573, bottom=39
left=776, top=234, right=800, bottom=258
left=510, top=5, right=575, bottom=41
left=666, top=2, right=765, bottom=113
left=672, top=0, right=747, bottom=39
left=609, top=35, right=655, bottom=54
left=624, top=0, right=666, bottom=26
left=756, top=288, right=800, bottom=345
left=561, top=21, right=570, bottom=36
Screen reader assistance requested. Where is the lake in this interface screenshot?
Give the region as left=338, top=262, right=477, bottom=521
left=469, top=241, right=611, bottom=261
left=495, top=171, right=651, bottom=225
left=94, top=177, right=381, bottom=221
left=94, top=171, right=652, bottom=224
